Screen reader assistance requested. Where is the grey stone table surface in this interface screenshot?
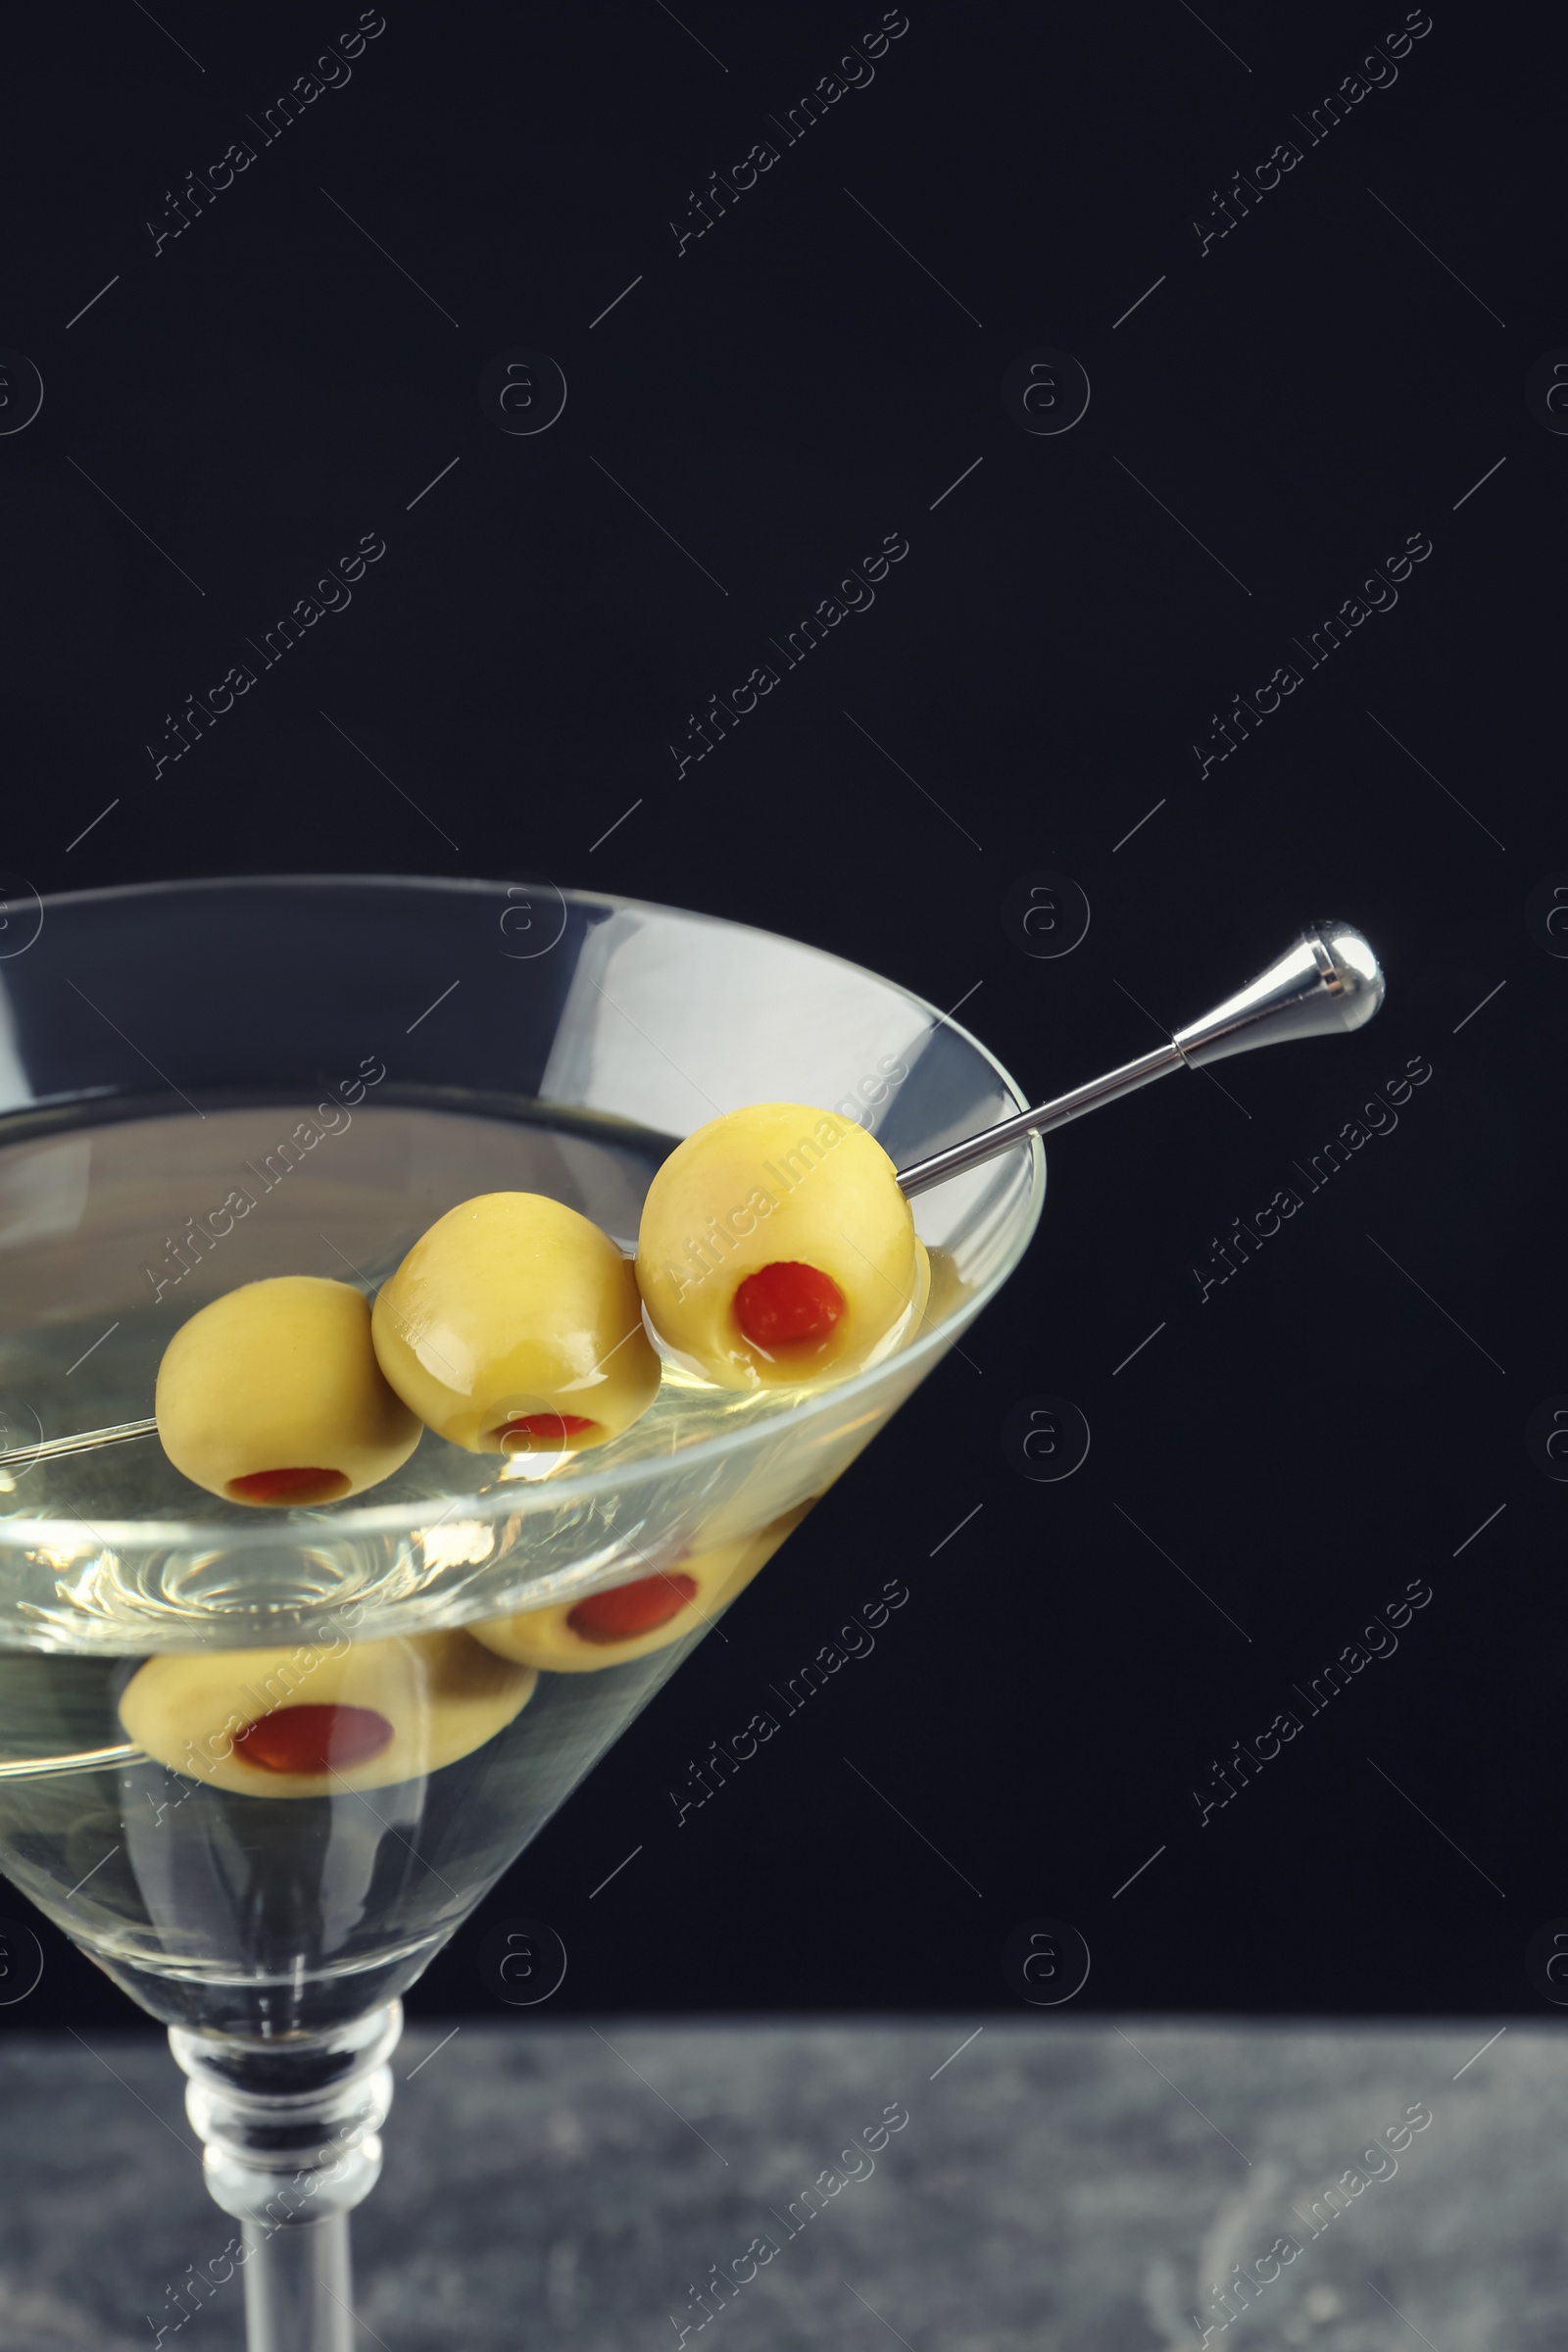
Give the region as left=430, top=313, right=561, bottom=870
left=0, top=2017, right=1561, bottom=2350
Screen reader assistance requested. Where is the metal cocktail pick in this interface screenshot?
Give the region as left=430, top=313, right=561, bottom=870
left=895, top=917, right=1385, bottom=1195
left=0, top=920, right=1383, bottom=1473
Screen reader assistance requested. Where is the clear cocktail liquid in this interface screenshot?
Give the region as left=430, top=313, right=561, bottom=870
left=0, top=1635, right=700, bottom=2033
left=0, top=1100, right=882, bottom=2032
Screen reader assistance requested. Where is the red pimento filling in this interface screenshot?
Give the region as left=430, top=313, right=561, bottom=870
left=227, top=1467, right=352, bottom=1506
left=492, top=1412, right=600, bottom=1452
left=567, top=1570, right=699, bottom=1645
left=732, top=1261, right=846, bottom=1348
left=232, top=1703, right=394, bottom=1775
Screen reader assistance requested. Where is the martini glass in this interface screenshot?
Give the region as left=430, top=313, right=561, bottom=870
left=0, top=879, right=1382, bottom=2349
left=0, top=876, right=1045, bottom=2352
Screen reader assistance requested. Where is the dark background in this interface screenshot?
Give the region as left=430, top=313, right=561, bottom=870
left=0, top=0, right=1561, bottom=2032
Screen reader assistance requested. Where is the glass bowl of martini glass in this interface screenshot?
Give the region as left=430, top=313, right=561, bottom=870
left=0, top=875, right=1045, bottom=2350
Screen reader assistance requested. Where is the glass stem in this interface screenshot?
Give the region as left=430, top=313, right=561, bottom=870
left=168, top=1999, right=403, bottom=2352
left=240, top=2212, right=357, bottom=2352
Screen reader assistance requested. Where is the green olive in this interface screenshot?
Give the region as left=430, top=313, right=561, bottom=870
left=635, top=1103, right=928, bottom=1389
left=155, top=1276, right=421, bottom=1506
left=119, top=1631, right=536, bottom=1797
left=371, top=1192, right=662, bottom=1453
left=469, top=1501, right=815, bottom=1672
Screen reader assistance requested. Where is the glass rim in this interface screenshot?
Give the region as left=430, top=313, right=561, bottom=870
left=0, top=871, right=1047, bottom=1548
